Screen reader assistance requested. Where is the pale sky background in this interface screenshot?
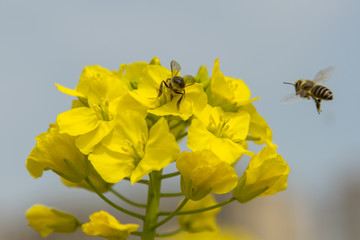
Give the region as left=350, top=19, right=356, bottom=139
left=1, top=0, right=360, bottom=239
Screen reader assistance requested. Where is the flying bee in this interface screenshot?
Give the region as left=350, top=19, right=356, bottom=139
left=158, top=60, right=196, bottom=110
left=283, top=66, right=334, bottom=114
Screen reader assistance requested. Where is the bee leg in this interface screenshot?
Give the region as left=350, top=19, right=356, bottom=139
left=170, top=93, right=174, bottom=100
left=312, top=97, right=322, bottom=114
left=158, top=80, right=170, bottom=97
left=176, top=90, right=185, bottom=111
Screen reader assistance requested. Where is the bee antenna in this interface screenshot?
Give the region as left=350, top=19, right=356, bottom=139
left=283, top=82, right=294, bottom=86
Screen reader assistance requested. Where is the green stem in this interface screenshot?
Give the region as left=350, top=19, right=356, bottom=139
left=85, top=178, right=144, bottom=219
left=159, top=192, right=183, bottom=197
left=141, top=171, right=162, bottom=240
left=176, top=132, right=188, bottom=141
left=246, top=135, right=261, bottom=141
left=131, top=231, right=142, bottom=237
left=153, top=198, right=189, bottom=229
left=161, top=171, right=180, bottom=179
left=155, top=228, right=183, bottom=237
left=158, top=197, right=236, bottom=216
left=110, top=188, right=147, bottom=208
left=124, top=177, right=149, bottom=184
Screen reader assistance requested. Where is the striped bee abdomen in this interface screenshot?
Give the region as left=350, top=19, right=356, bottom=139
left=311, top=85, right=333, bottom=100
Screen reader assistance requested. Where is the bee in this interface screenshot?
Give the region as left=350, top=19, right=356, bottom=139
left=158, top=60, right=196, bottom=110
left=283, top=66, right=334, bottom=114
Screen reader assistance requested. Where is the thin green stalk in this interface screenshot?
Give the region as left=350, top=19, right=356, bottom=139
left=131, top=231, right=142, bottom=237
left=110, top=188, right=147, bottom=208
left=161, top=171, right=180, bottom=179
left=159, top=192, right=183, bottom=197
left=246, top=135, right=261, bottom=141
left=176, top=132, right=188, bottom=141
left=124, top=177, right=149, bottom=184
left=155, top=228, right=183, bottom=237
left=141, top=171, right=162, bottom=240
left=158, top=197, right=236, bottom=216
left=85, top=178, right=144, bottom=220
left=152, top=198, right=189, bottom=229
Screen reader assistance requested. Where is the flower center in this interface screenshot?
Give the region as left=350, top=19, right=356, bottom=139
left=121, top=133, right=147, bottom=167
left=93, top=98, right=113, bottom=121
left=208, top=114, right=230, bottom=138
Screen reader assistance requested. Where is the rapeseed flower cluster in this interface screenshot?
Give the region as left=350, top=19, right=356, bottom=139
left=26, top=57, right=289, bottom=240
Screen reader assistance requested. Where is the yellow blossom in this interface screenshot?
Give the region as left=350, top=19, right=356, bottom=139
left=177, top=150, right=238, bottom=201
left=26, top=123, right=88, bottom=182
left=243, top=103, right=277, bottom=148
left=89, top=111, right=180, bottom=184
left=208, top=59, right=259, bottom=111
left=82, top=211, right=139, bottom=240
left=26, top=205, right=80, bottom=238
left=55, top=65, right=118, bottom=100
left=56, top=70, right=146, bottom=154
left=233, top=145, right=290, bottom=203
left=179, top=195, right=220, bottom=233
left=187, top=105, right=253, bottom=164
left=129, top=63, right=207, bottom=120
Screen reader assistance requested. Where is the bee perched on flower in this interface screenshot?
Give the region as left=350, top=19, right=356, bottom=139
left=157, top=60, right=196, bottom=110
left=26, top=57, right=289, bottom=240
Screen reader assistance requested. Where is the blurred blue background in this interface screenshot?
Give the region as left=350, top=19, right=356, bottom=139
left=1, top=0, right=360, bottom=239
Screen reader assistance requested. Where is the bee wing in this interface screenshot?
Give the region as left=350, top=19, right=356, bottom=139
left=170, top=60, right=181, bottom=77
left=281, top=93, right=300, bottom=104
left=183, top=75, right=196, bottom=84
left=313, top=66, right=335, bottom=83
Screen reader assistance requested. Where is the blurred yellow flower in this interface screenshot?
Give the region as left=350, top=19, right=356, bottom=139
left=89, top=112, right=179, bottom=184
left=82, top=211, right=139, bottom=240
left=177, top=150, right=238, bottom=200
left=243, top=103, right=277, bottom=148
left=26, top=205, right=80, bottom=238
left=233, top=145, right=290, bottom=203
left=26, top=123, right=88, bottom=182
left=179, top=195, right=220, bottom=233
left=187, top=105, right=253, bottom=164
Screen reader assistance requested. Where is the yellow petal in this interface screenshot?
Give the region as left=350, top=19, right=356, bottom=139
left=82, top=211, right=139, bottom=240
left=57, top=107, right=100, bottom=136
left=177, top=150, right=238, bottom=200
left=130, top=117, right=180, bottom=183
left=233, top=145, right=290, bottom=203
left=75, top=121, right=114, bottom=154
left=89, top=145, right=135, bottom=183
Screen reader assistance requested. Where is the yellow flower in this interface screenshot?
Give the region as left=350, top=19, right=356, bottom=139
left=89, top=111, right=180, bottom=184
left=56, top=69, right=145, bottom=154
left=55, top=65, right=119, bottom=100
left=179, top=195, right=220, bottom=233
left=82, top=211, right=139, bottom=240
left=26, top=205, right=80, bottom=238
left=61, top=163, right=112, bottom=193
left=208, top=59, right=259, bottom=111
left=243, top=103, right=277, bottom=148
left=187, top=105, right=253, bottom=164
left=26, top=123, right=88, bottom=182
left=177, top=150, right=238, bottom=201
left=117, top=61, right=149, bottom=90
left=129, top=63, right=207, bottom=120
left=233, top=145, right=290, bottom=203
